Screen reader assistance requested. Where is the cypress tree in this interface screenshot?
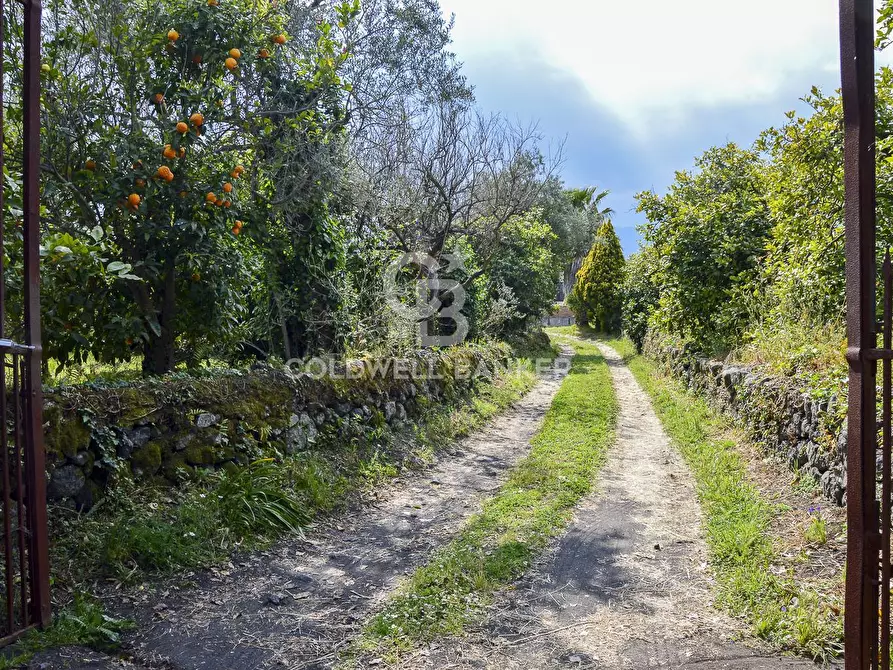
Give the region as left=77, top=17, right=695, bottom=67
left=568, top=220, right=625, bottom=332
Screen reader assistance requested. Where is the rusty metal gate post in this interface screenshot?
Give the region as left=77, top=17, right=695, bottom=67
left=22, top=0, right=50, bottom=630
left=0, top=0, right=50, bottom=643
left=841, top=0, right=881, bottom=667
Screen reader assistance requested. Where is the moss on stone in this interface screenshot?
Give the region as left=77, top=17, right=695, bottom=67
left=45, top=411, right=92, bottom=460
left=116, top=388, right=162, bottom=426
left=162, top=452, right=191, bottom=482
left=130, top=442, right=162, bottom=476
left=184, top=442, right=216, bottom=466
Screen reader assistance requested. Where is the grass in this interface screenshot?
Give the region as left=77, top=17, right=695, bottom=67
left=357, top=337, right=615, bottom=658
left=602, top=334, right=843, bottom=663
left=53, top=358, right=544, bottom=584
left=804, top=511, right=828, bottom=546
left=0, top=597, right=132, bottom=670
left=733, top=319, right=846, bottom=381
left=20, top=353, right=547, bottom=666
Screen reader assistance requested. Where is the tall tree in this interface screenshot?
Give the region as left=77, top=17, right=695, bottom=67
left=568, top=220, right=625, bottom=332
left=636, top=143, right=770, bottom=352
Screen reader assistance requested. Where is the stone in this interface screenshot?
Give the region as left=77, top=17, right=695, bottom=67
left=805, top=441, right=819, bottom=465
left=184, top=443, right=216, bottom=466
left=285, top=413, right=317, bottom=454
left=71, top=451, right=91, bottom=467
left=266, top=592, right=291, bottom=606
left=131, top=442, right=163, bottom=477
left=195, top=413, right=220, bottom=429
left=175, top=433, right=194, bottom=452
left=126, top=426, right=152, bottom=450
left=384, top=401, right=397, bottom=421
left=117, top=425, right=152, bottom=460
left=395, top=403, right=407, bottom=421
left=787, top=446, right=807, bottom=470
left=73, top=481, right=97, bottom=512
left=821, top=468, right=846, bottom=506
left=47, top=465, right=85, bottom=500
left=837, top=419, right=848, bottom=455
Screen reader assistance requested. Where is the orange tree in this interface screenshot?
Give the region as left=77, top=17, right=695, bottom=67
left=38, top=0, right=353, bottom=373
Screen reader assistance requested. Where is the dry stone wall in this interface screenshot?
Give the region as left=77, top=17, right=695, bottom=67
left=645, top=338, right=847, bottom=505
left=42, top=344, right=512, bottom=510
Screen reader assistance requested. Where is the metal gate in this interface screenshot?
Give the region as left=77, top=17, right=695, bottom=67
left=0, top=0, right=50, bottom=644
left=843, top=0, right=893, bottom=666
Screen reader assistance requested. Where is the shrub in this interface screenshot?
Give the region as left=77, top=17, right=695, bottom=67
left=568, top=220, right=625, bottom=332
left=636, top=143, right=771, bottom=354
left=621, top=248, right=660, bottom=351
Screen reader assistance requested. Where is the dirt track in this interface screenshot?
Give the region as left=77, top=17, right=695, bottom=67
left=28, top=352, right=571, bottom=670
left=410, top=342, right=819, bottom=669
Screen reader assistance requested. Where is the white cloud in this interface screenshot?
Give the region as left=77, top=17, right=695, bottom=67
left=440, top=0, right=850, bottom=135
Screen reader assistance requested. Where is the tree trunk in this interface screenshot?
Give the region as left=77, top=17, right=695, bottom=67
left=142, top=261, right=177, bottom=376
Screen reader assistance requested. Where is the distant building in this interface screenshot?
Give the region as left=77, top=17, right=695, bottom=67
left=542, top=304, right=576, bottom=327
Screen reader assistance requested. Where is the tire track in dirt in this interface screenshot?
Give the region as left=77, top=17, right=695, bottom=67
left=414, top=341, right=820, bottom=669
left=42, top=352, right=572, bottom=670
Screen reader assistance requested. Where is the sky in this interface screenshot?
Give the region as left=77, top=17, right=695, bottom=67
left=437, top=0, right=870, bottom=255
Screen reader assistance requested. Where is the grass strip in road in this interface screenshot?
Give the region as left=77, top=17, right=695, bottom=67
left=603, top=336, right=842, bottom=662
left=360, top=339, right=616, bottom=655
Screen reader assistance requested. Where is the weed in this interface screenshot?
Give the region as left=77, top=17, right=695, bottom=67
left=0, top=596, right=132, bottom=670
left=215, top=459, right=308, bottom=536
left=804, top=509, right=828, bottom=546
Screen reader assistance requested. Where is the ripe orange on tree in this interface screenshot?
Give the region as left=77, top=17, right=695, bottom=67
left=208, top=0, right=218, bottom=6
left=135, top=178, right=146, bottom=188
left=225, top=57, right=237, bottom=71
left=273, top=34, right=286, bottom=45
left=229, top=48, right=241, bottom=59
left=190, top=112, right=204, bottom=127
left=178, top=147, right=186, bottom=158
left=176, top=121, right=188, bottom=134
left=85, top=159, right=96, bottom=170
left=215, top=198, right=224, bottom=207
left=153, top=93, right=164, bottom=104
left=167, top=29, right=179, bottom=41
left=128, top=193, right=141, bottom=208
left=223, top=182, right=233, bottom=193
left=163, top=144, right=177, bottom=159
left=258, top=48, right=270, bottom=59
left=206, top=192, right=216, bottom=203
